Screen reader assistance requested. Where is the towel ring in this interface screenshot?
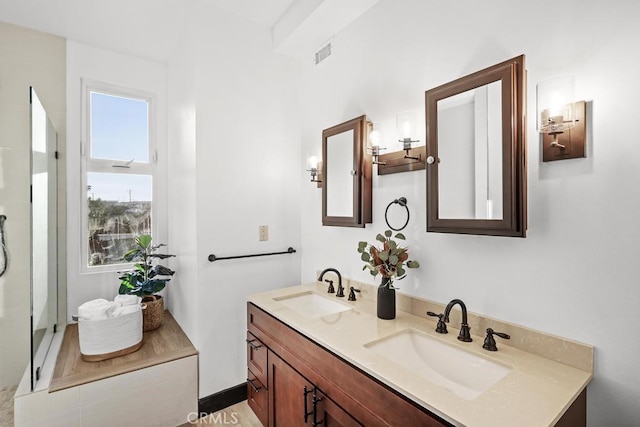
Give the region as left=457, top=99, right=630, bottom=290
left=384, top=197, right=410, bottom=231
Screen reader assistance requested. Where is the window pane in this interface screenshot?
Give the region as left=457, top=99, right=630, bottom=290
left=87, top=173, right=152, bottom=266
left=90, top=92, right=149, bottom=162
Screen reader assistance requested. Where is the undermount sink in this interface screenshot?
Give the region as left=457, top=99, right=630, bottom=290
left=274, top=291, right=352, bottom=318
left=364, top=329, right=512, bottom=400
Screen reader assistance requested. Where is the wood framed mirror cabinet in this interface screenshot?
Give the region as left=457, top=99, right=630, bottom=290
left=322, top=115, right=372, bottom=227
left=425, top=55, right=527, bottom=237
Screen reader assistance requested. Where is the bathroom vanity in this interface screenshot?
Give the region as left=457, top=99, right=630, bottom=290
left=246, top=282, right=592, bottom=426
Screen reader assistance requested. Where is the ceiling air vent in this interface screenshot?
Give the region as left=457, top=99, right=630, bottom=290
left=315, top=42, right=332, bottom=65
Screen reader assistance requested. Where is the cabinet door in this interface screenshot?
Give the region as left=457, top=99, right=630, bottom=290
left=269, top=350, right=361, bottom=427
left=314, top=389, right=362, bottom=427
left=269, top=350, right=313, bottom=427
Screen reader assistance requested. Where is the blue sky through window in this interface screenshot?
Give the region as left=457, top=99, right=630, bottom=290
left=88, top=173, right=152, bottom=202
left=89, top=92, right=151, bottom=202
left=91, top=92, right=148, bottom=162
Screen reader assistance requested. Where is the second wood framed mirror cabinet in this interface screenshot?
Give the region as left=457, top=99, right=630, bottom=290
left=425, top=55, right=527, bottom=237
left=322, top=115, right=372, bottom=227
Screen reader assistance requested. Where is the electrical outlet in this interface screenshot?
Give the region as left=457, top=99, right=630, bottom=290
left=259, top=225, right=268, bottom=241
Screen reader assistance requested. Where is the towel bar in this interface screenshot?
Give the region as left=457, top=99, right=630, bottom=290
left=208, top=247, right=296, bottom=262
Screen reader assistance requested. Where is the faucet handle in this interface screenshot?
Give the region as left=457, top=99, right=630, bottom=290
left=324, top=279, right=335, bottom=293
left=347, top=287, right=361, bottom=301
left=426, top=311, right=448, bottom=334
left=483, top=328, right=510, bottom=351
left=336, top=282, right=345, bottom=298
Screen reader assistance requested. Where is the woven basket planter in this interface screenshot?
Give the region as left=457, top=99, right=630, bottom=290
left=142, top=295, right=164, bottom=331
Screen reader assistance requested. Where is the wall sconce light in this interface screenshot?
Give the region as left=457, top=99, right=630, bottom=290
left=375, top=112, right=426, bottom=175
left=306, top=155, right=322, bottom=187
left=396, top=111, right=421, bottom=161
left=536, top=75, right=586, bottom=162
left=367, top=129, right=386, bottom=165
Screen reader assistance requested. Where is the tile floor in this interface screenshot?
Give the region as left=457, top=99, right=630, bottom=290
left=0, top=385, right=17, bottom=427
left=182, top=401, right=261, bottom=426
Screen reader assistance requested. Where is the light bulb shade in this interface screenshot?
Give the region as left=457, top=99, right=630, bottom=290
left=368, top=129, right=382, bottom=147
left=396, top=111, right=419, bottom=141
left=307, top=155, right=319, bottom=170
left=536, top=75, right=577, bottom=134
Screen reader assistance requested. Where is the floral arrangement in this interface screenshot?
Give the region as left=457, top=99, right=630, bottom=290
left=357, top=230, right=419, bottom=285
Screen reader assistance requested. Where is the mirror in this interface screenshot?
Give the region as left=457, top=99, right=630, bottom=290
left=322, top=115, right=372, bottom=227
left=30, top=87, right=58, bottom=390
left=425, top=55, right=527, bottom=237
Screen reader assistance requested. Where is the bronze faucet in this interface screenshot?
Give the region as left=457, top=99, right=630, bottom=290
left=443, top=299, right=472, bottom=342
left=318, top=268, right=344, bottom=297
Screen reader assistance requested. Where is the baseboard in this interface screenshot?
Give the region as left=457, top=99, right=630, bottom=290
left=198, top=382, right=247, bottom=415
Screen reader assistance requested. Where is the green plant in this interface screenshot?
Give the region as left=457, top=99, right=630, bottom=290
left=357, top=230, right=419, bottom=284
left=118, top=234, right=175, bottom=297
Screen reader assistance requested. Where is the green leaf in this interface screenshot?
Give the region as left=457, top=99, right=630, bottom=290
left=148, top=264, right=175, bottom=278
left=384, top=230, right=392, bottom=237
left=361, top=252, right=371, bottom=262
left=389, top=255, right=398, bottom=265
left=358, top=241, right=367, bottom=250
left=388, top=240, right=397, bottom=250
left=150, top=243, right=166, bottom=251
left=376, top=234, right=385, bottom=242
left=379, top=251, right=389, bottom=261
left=123, top=248, right=143, bottom=262
left=118, top=283, right=133, bottom=295
left=136, top=234, right=152, bottom=249
left=370, top=270, right=378, bottom=277
left=397, top=267, right=406, bottom=277
left=407, top=260, right=420, bottom=268
left=149, top=253, right=175, bottom=259
left=394, top=233, right=406, bottom=240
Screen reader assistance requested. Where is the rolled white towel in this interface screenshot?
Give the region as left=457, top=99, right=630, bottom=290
left=78, top=299, right=116, bottom=321
left=114, top=294, right=141, bottom=307
left=111, top=304, right=140, bottom=318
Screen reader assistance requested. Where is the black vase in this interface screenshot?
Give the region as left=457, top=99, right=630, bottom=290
left=377, top=278, right=396, bottom=320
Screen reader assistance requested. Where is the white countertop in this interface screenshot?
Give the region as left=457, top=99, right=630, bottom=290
left=248, top=283, right=592, bottom=427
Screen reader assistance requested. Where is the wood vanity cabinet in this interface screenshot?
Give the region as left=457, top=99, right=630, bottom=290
left=247, top=302, right=450, bottom=427
left=269, top=350, right=360, bottom=426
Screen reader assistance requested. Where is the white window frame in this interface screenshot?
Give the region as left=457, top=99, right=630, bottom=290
left=80, top=79, right=158, bottom=274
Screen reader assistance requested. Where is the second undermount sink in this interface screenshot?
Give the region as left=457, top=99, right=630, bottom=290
left=364, top=329, right=512, bottom=400
left=274, top=291, right=352, bottom=318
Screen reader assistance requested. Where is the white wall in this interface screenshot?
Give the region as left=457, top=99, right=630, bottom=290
left=167, top=1, right=302, bottom=398
left=0, top=22, right=65, bottom=388
left=167, top=13, right=199, bottom=347
left=297, top=0, right=640, bottom=425
left=66, top=41, right=168, bottom=318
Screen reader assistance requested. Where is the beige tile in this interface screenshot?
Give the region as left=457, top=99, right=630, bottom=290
left=0, top=385, right=17, bottom=427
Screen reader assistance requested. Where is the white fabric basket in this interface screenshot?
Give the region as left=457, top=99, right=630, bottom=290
left=78, top=308, right=143, bottom=357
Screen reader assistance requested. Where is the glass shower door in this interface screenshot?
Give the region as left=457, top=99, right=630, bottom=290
left=30, top=87, right=58, bottom=391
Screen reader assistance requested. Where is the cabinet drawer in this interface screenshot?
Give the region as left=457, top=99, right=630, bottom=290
left=247, top=331, right=267, bottom=386
left=247, top=369, right=268, bottom=427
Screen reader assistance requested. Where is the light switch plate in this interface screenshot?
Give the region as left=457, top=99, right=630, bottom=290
left=259, top=225, right=268, bottom=241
